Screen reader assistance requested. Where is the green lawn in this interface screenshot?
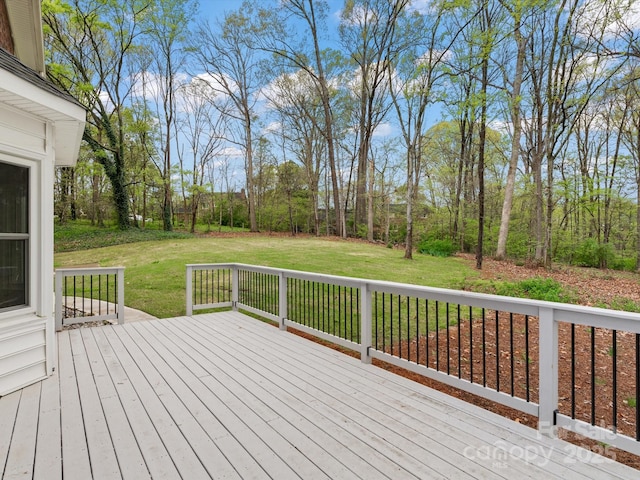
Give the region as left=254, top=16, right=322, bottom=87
left=55, top=232, right=479, bottom=318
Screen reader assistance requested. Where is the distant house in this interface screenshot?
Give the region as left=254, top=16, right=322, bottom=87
left=0, top=1, right=85, bottom=395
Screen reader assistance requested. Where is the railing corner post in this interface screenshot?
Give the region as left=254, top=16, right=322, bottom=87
left=55, top=270, right=63, bottom=331
left=360, top=282, right=372, bottom=364
left=232, top=266, right=239, bottom=312
left=186, top=265, right=193, bottom=316
left=279, top=271, right=287, bottom=331
left=538, top=306, right=558, bottom=435
left=117, top=267, right=125, bottom=324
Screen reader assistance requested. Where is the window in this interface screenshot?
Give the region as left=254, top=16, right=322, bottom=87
left=0, top=162, right=29, bottom=310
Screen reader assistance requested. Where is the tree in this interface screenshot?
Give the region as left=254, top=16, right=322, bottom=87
left=522, top=0, right=627, bottom=265
left=195, top=3, right=261, bottom=232
left=253, top=0, right=345, bottom=236
left=277, top=161, right=306, bottom=235
left=43, top=0, right=150, bottom=229
left=619, top=68, right=640, bottom=270
left=142, top=0, right=197, bottom=231
left=495, top=0, right=530, bottom=260
left=387, top=1, right=464, bottom=259
left=176, top=79, right=225, bottom=233
left=263, top=70, right=327, bottom=235
left=339, top=0, right=410, bottom=239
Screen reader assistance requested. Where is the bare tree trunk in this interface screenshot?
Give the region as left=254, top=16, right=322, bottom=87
left=367, top=156, right=375, bottom=241
left=637, top=178, right=640, bottom=272
left=404, top=149, right=414, bottom=259
left=476, top=31, right=489, bottom=270
left=245, top=118, right=258, bottom=232
left=496, top=18, right=525, bottom=260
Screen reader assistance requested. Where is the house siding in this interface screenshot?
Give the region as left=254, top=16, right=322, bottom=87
left=0, top=104, right=52, bottom=396
left=0, top=0, right=13, bottom=54
left=0, top=318, right=47, bottom=396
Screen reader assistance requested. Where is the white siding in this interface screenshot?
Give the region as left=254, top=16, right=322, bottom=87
left=0, top=105, right=46, bottom=156
left=0, top=108, right=52, bottom=396
left=0, top=316, right=47, bottom=396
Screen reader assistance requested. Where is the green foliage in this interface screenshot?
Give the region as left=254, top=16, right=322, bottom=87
left=573, top=239, right=614, bottom=268
left=609, top=256, right=636, bottom=272
left=417, top=238, right=457, bottom=257
left=55, top=220, right=192, bottom=252
left=469, top=277, right=572, bottom=303
left=600, top=297, right=640, bottom=313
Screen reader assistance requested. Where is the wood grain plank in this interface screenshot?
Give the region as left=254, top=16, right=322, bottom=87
left=129, top=321, right=286, bottom=480
left=159, top=317, right=402, bottom=479
left=104, top=324, right=225, bottom=479
left=80, top=328, right=151, bottom=480
left=57, top=331, right=92, bottom=479
left=0, top=389, right=20, bottom=477
left=33, top=374, right=61, bottom=480
left=185, top=315, right=473, bottom=480
left=144, top=319, right=360, bottom=480
left=90, top=327, right=180, bottom=480
left=204, top=313, right=540, bottom=479
left=2, top=382, right=40, bottom=479
left=68, top=329, right=122, bottom=480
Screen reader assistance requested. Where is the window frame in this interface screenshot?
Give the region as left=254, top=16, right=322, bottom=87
left=0, top=156, right=32, bottom=314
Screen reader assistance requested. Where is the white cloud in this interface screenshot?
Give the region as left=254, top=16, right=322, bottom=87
left=220, top=146, right=244, bottom=157
left=97, top=90, right=114, bottom=112
left=373, top=122, right=394, bottom=137
left=191, top=72, right=238, bottom=98
left=408, top=0, right=436, bottom=15
left=489, top=120, right=512, bottom=135
left=131, top=71, right=189, bottom=103
left=577, top=1, right=640, bottom=41
left=261, top=69, right=317, bottom=110
left=263, top=121, right=282, bottom=134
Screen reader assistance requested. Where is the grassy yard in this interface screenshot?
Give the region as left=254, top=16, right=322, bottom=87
left=54, top=226, right=479, bottom=318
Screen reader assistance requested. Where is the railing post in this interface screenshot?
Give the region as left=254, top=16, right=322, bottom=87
left=360, top=282, right=372, bottom=364
left=186, top=265, right=193, bottom=316
left=538, top=306, right=558, bottom=435
left=232, top=266, right=239, bottom=311
left=279, top=271, right=287, bottom=331
left=55, top=270, right=63, bottom=331
left=116, top=268, right=125, bottom=324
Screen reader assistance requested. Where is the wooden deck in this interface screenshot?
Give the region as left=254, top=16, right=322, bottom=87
left=0, top=312, right=637, bottom=479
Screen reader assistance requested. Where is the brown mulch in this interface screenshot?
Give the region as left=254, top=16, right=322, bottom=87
left=288, top=253, right=640, bottom=471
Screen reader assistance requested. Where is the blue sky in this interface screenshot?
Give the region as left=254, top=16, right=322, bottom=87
left=199, top=0, right=345, bottom=35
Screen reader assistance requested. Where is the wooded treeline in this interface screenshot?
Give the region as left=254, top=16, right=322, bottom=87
left=44, top=0, right=640, bottom=269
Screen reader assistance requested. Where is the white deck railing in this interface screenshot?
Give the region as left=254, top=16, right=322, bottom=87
left=55, top=267, right=125, bottom=330
left=186, top=262, right=640, bottom=457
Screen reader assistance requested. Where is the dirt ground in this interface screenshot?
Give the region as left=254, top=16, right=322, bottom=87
left=293, top=252, right=640, bottom=471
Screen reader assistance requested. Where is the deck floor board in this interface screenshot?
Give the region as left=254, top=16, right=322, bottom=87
left=0, top=311, right=638, bottom=479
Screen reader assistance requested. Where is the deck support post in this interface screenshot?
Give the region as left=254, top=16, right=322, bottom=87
left=360, top=282, right=372, bottom=364
left=538, top=306, right=558, bottom=436
left=279, top=271, right=287, bottom=331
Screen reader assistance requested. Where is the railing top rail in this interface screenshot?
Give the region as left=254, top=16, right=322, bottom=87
left=55, top=266, right=125, bottom=274
left=187, top=262, right=640, bottom=331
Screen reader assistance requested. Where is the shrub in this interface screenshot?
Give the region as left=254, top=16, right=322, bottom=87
left=605, top=297, right=640, bottom=313
left=573, top=239, right=614, bottom=268
left=494, top=277, right=569, bottom=303
left=417, top=238, right=457, bottom=257
left=609, top=256, right=636, bottom=272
